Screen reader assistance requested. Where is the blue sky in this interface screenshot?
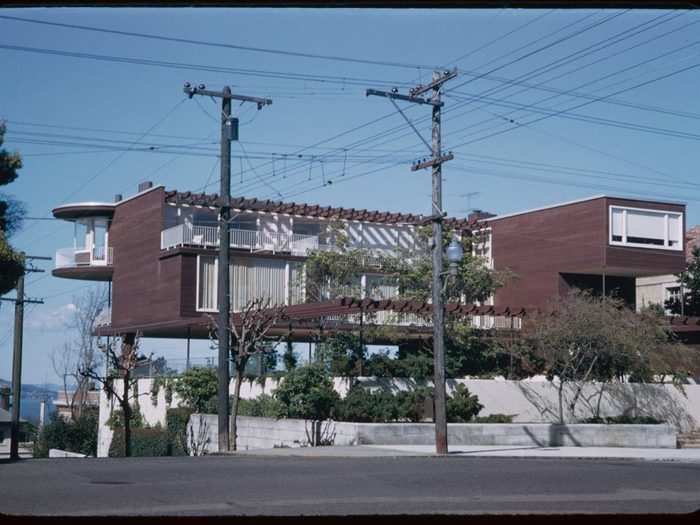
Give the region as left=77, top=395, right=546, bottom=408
left=2, top=7, right=700, bottom=384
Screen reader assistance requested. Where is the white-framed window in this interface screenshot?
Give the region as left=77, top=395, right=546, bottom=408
left=196, top=255, right=218, bottom=312
left=609, top=205, right=683, bottom=251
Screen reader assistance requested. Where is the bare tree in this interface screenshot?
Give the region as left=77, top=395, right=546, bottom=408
left=79, top=332, right=141, bottom=457
left=209, top=297, right=287, bottom=451
left=501, top=291, right=700, bottom=424
left=51, top=287, right=108, bottom=420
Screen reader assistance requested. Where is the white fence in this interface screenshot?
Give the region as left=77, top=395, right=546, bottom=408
left=160, top=224, right=319, bottom=256
left=55, top=246, right=113, bottom=268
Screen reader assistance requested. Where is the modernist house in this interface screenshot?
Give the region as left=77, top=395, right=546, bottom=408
left=52, top=184, right=691, bottom=343
left=475, top=195, right=688, bottom=309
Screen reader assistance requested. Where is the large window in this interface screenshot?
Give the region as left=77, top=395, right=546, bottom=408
left=197, top=255, right=288, bottom=312
left=197, top=256, right=218, bottom=311
left=609, top=206, right=683, bottom=251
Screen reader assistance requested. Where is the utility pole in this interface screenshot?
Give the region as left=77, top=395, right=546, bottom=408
left=183, top=83, right=271, bottom=452
left=367, top=69, right=457, bottom=455
left=0, top=255, right=49, bottom=460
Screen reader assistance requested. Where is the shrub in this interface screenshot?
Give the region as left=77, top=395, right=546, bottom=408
left=237, top=394, right=285, bottom=418
left=335, top=384, right=400, bottom=423
left=473, top=413, right=515, bottom=423
left=166, top=407, right=194, bottom=456
left=580, top=415, right=664, bottom=425
left=33, top=409, right=99, bottom=458
left=274, top=364, right=339, bottom=420
left=395, top=386, right=434, bottom=422
left=173, top=367, right=218, bottom=413
left=109, top=426, right=170, bottom=457
left=446, top=384, right=483, bottom=423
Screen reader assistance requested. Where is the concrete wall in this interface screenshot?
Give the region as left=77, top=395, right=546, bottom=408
left=98, top=376, right=700, bottom=457
left=189, top=415, right=677, bottom=452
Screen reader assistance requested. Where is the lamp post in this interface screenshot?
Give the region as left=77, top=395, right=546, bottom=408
left=434, top=233, right=465, bottom=454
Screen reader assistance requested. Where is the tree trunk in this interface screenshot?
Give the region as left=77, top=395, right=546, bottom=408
left=230, top=363, right=245, bottom=452
left=557, top=381, right=565, bottom=425
left=122, top=371, right=131, bottom=458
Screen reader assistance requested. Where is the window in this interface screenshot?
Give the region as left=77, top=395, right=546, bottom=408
left=609, top=206, right=683, bottom=251
left=197, top=256, right=288, bottom=312
left=197, top=256, right=218, bottom=311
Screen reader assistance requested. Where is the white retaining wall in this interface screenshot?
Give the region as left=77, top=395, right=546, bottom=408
left=188, top=415, right=677, bottom=451
left=97, top=376, right=700, bottom=457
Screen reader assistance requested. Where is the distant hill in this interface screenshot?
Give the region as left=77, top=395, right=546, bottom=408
left=0, top=379, right=59, bottom=400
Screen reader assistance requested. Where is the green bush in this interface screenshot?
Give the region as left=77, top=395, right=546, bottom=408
left=237, top=394, right=285, bottom=418
left=335, top=384, right=400, bottom=423
left=173, top=367, right=218, bottom=413
left=580, top=415, right=664, bottom=425
left=109, top=426, right=170, bottom=457
left=33, top=409, right=99, bottom=458
left=274, top=364, right=339, bottom=420
left=166, top=407, right=194, bottom=456
left=395, top=386, right=434, bottom=422
left=473, top=413, right=515, bottom=423
left=446, top=384, right=483, bottom=423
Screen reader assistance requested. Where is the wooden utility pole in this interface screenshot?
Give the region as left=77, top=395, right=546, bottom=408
left=183, top=83, right=271, bottom=452
left=0, top=255, right=48, bottom=460
left=366, top=69, right=457, bottom=455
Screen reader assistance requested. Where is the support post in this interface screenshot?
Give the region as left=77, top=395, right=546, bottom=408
left=429, top=72, right=448, bottom=456
left=366, top=69, right=456, bottom=455
left=10, top=273, right=25, bottom=460
left=183, top=82, right=271, bottom=453
left=217, top=86, right=233, bottom=453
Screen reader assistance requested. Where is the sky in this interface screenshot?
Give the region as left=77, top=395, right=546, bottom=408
left=1, top=7, right=700, bottom=384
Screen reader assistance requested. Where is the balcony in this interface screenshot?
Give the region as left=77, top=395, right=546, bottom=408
left=52, top=246, right=114, bottom=281
left=160, top=224, right=319, bottom=256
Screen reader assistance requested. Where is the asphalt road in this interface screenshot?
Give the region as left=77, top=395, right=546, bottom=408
left=1, top=455, right=699, bottom=516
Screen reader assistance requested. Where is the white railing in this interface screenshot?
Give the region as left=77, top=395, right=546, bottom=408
left=55, top=246, right=113, bottom=269
left=160, top=225, right=319, bottom=256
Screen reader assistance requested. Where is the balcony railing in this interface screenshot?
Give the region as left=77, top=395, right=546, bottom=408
left=160, top=224, right=319, bottom=256
left=55, top=246, right=113, bottom=269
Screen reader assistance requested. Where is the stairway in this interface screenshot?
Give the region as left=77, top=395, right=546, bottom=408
left=677, top=429, right=700, bottom=448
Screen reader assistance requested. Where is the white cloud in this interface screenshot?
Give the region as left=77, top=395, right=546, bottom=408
left=25, top=303, right=77, bottom=332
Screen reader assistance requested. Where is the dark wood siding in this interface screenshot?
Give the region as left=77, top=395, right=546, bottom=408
left=490, top=197, right=686, bottom=308
left=110, top=188, right=184, bottom=330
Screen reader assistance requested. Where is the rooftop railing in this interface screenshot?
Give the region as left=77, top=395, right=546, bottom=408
left=160, top=224, right=319, bottom=256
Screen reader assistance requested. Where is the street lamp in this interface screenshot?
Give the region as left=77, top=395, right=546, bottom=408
left=446, top=235, right=464, bottom=278
left=433, top=233, right=465, bottom=455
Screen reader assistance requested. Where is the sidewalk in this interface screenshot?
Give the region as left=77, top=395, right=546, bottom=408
left=229, top=444, right=700, bottom=462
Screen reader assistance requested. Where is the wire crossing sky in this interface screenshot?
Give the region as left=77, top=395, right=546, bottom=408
left=1, top=7, right=700, bottom=383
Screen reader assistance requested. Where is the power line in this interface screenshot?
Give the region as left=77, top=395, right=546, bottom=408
left=0, top=14, right=444, bottom=70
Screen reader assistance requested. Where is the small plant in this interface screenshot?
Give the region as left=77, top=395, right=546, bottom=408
left=237, top=394, right=285, bottom=418
left=33, top=409, right=99, bottom=458
left=109, top=426, right=170, bottom=457
left=173, top=367, right=218, bottom=413
left=446, top=384, right=483, bottom=423
left=473, top=413, right=515, bottom=423
left=580, top=415, right=664, bottom=425
left=335, top=383, right=400, bottom=423
left=274, top=364, right=339, bottom=421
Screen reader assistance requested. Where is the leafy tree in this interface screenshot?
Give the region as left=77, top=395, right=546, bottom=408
left=274, top=364, right=339, bottom=421
left=172, top=367, right=218, bottom=413
left=335, top=383, right=401, bottom=422
left=237, top=394, right=285, bottom=418
left=316, top=333, right=366, bottom=377
left=666, top=246, right=700, bottom=316
left=33, top=408, right=99, bottom=458
left=282, top=340, right=298, bottom=371
left=0, top=121, right=25, bottom=295
left=502, top=291, right=700, bottom=423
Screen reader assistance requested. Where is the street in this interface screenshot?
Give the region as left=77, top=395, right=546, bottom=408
left=1, top=455, right=699, bottom=516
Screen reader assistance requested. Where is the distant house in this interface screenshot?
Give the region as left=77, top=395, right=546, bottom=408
left=636, top=227, right=700, bottom=314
